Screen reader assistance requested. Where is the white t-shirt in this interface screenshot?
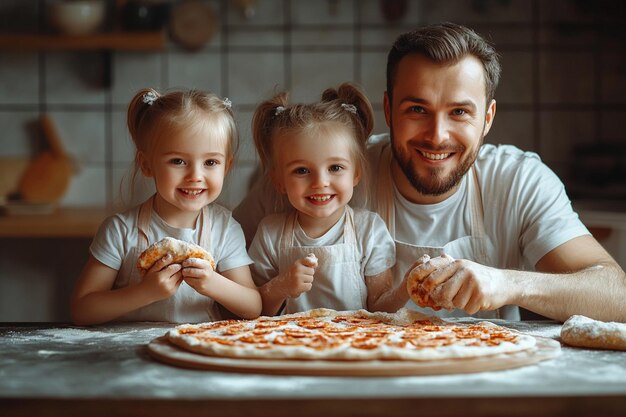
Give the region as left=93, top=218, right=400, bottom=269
left=90, top=202, right=252, bottom=322
left=249, top=207, right=396, bottom=286
left=235, top=135, right=589, bottom=271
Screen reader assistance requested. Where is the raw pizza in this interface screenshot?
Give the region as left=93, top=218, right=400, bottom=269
left=167, top=308, right=536, bottom=361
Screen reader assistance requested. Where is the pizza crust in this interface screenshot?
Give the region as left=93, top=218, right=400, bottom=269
left=167, top=308, right=536, bottom=361
left=560, top=315, right=626, bottom=351
left=137, top=237, right=215, bottom=276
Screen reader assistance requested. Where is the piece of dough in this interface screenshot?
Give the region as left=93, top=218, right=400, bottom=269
left=560, top=315, right=626, bottom=351
left=137, top=237, right=215, bottom=276
left=406, top=254, right=441, bottom=310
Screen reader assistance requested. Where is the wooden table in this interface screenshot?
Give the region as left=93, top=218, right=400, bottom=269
left=1, top=320, right=625, bottom=417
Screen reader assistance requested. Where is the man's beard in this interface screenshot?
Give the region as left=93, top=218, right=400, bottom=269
left=390, top=125, right=483, bottom=197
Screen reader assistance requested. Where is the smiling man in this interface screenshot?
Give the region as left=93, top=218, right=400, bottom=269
left=235, top=22, right=626, bottom=322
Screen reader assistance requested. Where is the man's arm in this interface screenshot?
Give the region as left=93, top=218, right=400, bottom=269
left=412, top=235, right=626, bottom=322
left=518, top=235, right=626, bottom=322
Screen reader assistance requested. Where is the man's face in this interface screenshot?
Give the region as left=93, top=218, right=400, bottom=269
left=384, top=54, right=496, bottom=203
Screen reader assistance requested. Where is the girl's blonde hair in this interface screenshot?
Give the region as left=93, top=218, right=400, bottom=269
left=252, top=83, right=374, bottom=182
left=125, top=88, right=238, bottom=200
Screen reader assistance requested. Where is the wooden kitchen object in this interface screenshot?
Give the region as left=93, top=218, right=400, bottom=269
left=19, top=114, right=74, bottom=204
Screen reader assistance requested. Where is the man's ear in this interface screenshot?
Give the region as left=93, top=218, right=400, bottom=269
left=383, top=91, right=392, bottom=128
left=137, top=151, right=153, bottom=177
left=483, top=99, right=497, bottom=137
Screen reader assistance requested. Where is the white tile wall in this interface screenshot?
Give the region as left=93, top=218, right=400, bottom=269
left=45, top=53, right=107, bottom=105
left=227, top=52, right=286, bottom=105
left=290, top=51, right=355, bottom=102
left=112, top=52, right=164, bottom=105
left=0, top=52, right=39, bottom=105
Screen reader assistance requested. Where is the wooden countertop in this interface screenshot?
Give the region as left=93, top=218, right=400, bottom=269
left=0, top=207, right=108, bottom=238
left=1, top=320, right=625, bottom=417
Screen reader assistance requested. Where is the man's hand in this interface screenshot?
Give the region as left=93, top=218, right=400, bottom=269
left=139, top=253, right=183, bottom=302
left=407, top=254, right=509, bottom=314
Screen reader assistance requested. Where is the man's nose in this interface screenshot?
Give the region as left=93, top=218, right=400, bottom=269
left=426, top=114, right=450, bottom=144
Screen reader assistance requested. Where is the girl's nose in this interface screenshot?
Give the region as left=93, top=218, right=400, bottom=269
left=186, top=164, right=203, bottom=181
left=311, top=172, right=330, bottom=188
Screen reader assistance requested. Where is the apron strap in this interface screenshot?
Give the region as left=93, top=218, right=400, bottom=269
left=375, top=144, right=396, bottom=238
left=137, top=195, right=155, bottom=252
left=468, top=166, right=488, bottom=260
left=199, top=204, right=212, bottom=254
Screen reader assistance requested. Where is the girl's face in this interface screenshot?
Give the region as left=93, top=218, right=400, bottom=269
left=272, top=127, right=361, bottom=227
left=140, top=123, right=229, bottom=227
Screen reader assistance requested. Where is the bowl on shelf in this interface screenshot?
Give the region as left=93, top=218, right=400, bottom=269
left=48, top=0, right=106, bottom=36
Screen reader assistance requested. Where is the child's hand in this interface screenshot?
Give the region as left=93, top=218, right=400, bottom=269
left=180, top=257, right=217, bottom=296
left=277, top=253, right=318, bottom=298
left=139, top=253, right=183, bottom=302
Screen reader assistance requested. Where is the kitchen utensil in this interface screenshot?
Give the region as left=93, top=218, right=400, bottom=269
left=19, top=115, right=73, bottom=204
left=168, top=0, right=217, bottom=51
left=0, top=157, right=29, bottom=199
left=121, top=0, right=170, bottom=31
left=380, top=0, right=408, bottom=22
left=48, top=0, right=106, bottom=36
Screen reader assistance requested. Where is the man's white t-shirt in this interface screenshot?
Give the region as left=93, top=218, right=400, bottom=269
left=389, top=141, right=590, bottom=270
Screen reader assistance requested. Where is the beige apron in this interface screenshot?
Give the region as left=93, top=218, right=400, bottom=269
left=374, top=144, right=519, bottom=320
left=114, top=196, right=220, bottom=323
left=278, top=206, right=367, bottom=314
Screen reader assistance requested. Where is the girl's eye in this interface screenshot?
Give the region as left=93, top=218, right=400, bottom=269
left=329, top=164, right=344, bottom=173
left=205, top=159, right=219, bottom=167
left=293, top=167, right=309, bottom=175
left=169, top=158, right=185, bottom=165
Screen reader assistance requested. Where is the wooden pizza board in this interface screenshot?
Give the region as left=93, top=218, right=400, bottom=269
left=146, top=336, right=561, bottom=376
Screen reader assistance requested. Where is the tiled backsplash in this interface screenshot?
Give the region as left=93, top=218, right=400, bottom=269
left=1, top=0, right=625, bottom=211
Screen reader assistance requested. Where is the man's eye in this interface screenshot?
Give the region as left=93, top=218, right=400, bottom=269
left=329, top=165, right=344, bottom=173
left=169, top=158, right=185, bottom=165
left=293, top=167, right=309, bottom=175
left=410, top=106, right=426, bottom=113
left=452, top=108, right=467, bottom=116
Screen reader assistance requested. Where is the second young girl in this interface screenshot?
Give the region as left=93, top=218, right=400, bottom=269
left=71, top=88, right=262, bottom=325
left=248, top=83, right=410, bottom=316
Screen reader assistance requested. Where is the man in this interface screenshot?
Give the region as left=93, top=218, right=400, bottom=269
left=234, top=22, right=626, bottom=322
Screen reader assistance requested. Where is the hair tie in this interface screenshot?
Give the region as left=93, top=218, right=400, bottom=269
left=222, top=98, right=232, bottom=109
left=274, top=106, right=285, bottom=116
left=341, top=103, right=357, bottom=114
left=142, top=91, right=158, bottom=106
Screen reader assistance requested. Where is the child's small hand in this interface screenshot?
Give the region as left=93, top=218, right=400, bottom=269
left=277, top=254, right=318, bottom=298
left=140, top=253, right=183, bottom=302
left=180, top=257, right=216, bottom=296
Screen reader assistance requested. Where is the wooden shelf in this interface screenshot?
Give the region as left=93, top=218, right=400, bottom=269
left=0, top=31, right=165, bottom=51
left=0, top=207, right=109, bottom=238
